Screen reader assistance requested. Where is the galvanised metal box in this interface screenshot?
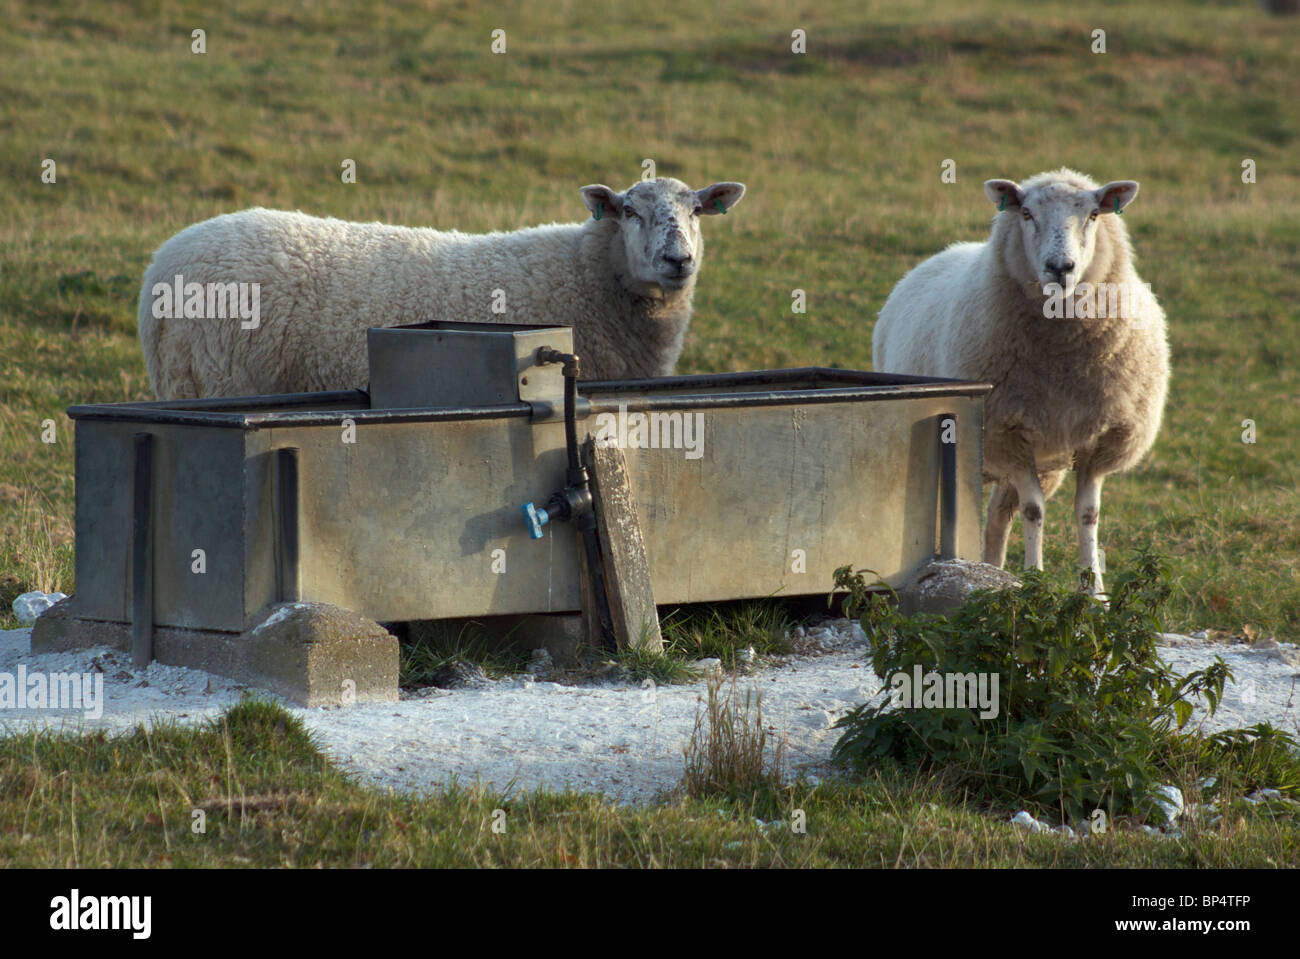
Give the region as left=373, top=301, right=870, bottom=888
left=67, top=325, right=990, bottom=634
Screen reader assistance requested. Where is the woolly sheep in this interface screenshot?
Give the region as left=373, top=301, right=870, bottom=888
left=137, top=176, right=746, bottom=399
left=872, top=168, right=1169, bottom=595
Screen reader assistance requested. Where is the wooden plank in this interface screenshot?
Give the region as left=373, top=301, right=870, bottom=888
left=584, top=437, right=663, bottom=652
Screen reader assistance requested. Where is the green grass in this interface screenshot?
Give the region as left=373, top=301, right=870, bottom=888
left=661, top=600, right=794, bottom=668
left=397, top=604, right=791, bottom=688
left=614, top=643, right=703, bottom=685
left=1, top=0, right=1297, bottom=865
left=1, top=697, right=1295, bottom=867
left=399, top=619, right=531, bottom=688
left=3, top=0, right=1297, bottom=636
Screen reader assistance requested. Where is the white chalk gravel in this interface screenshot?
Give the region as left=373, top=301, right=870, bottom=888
left=1, top=623, right=1296, bottom=806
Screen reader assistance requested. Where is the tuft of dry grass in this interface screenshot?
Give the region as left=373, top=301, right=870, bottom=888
left=0, top=485, right=74, bottom=623
left=681, top=676, right=787, bottom=801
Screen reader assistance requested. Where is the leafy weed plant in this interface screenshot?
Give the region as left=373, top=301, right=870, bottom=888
left=831, top=550, right=1300, bottom=825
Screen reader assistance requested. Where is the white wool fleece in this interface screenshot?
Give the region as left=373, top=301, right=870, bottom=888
left=138, top=176, right=745, bottom=398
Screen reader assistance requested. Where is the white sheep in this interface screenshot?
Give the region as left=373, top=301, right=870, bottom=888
left=872, top=168, right=1169, bottom=595
left=137, top=176, right=745, bottom=398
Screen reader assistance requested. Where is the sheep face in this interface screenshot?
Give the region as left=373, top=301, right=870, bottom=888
left=985, top=175, right=1138, bottom=299
left=580, top=178, right=745, bottom=294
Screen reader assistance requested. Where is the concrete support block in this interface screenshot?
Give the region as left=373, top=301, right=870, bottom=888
left=31, top=597, right=398, bottom=706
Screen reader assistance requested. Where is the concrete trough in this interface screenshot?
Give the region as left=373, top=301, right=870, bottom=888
left=46, top=321, right=991, bottom=702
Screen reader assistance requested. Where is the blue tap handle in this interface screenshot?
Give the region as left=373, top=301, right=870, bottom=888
left=522, top=502, right=551, bottom=539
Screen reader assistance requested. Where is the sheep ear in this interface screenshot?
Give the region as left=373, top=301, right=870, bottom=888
left=1094, top=180, right=1139, bottom=214
left=984, top=179, right=1025, bottom=210
left=580, top=185, right=623, bottom=220
left=697, top=182, right=745, bottom=215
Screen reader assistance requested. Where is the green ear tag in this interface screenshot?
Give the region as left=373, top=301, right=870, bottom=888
left=999, top=194, right=1007, bottom=211
left=1114, top=196, right=1121, bottom=215
left=595, top=202, right=602, bottom=221
left=715, top=199, right=726, bottom=214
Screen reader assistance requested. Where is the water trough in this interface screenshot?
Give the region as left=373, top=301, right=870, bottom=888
left=38, top=321, right=991, bottom=703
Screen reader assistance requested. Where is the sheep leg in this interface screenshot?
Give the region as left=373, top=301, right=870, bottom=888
left=983, top=482, right=1019, bottom=567
left=1012, top=469, right=1047, bottom=571
left=1074, top=470, right=1105, bottom=595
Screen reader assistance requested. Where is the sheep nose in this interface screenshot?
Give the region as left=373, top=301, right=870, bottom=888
left=1045, top=257, right=1075, bottom=276
left=662, top=251, right=692, bottom=271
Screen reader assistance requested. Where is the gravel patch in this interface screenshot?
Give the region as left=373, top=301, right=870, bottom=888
left=2, top=622, right=1296, bottom=805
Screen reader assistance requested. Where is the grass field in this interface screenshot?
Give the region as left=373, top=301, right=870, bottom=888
left=4, top=697, right=1297, bottom=868
left=3, top=0, right=1298, bottom=636
left=0, top=0, right=1297, bottom=867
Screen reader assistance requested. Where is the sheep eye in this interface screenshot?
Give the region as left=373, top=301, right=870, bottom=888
left=1021, top=208, right=1032, bottom=221
left=1089, top=210, right=1099, bottom=221
left=692, top=206, right=703, bottom=216
left=624, top=207, right=638, bottom=219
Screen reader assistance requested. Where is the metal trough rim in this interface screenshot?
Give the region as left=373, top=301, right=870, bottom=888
left=67, top=367, right=992, bottom=430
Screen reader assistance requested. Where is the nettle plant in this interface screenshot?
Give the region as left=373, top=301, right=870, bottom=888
left=828, top=551, right=1296, bottom=824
